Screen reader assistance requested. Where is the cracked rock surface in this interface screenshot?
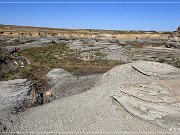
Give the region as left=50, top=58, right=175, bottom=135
left=111, top=61, right=180, bottom=131
left=132, top=61, right=180, bottom=79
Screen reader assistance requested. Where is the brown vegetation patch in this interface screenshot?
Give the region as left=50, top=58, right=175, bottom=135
left=16, top=43, right=122, bottom=76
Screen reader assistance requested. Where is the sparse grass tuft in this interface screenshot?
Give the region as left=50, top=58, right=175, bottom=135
left=156, top=58, right=180, bottom=68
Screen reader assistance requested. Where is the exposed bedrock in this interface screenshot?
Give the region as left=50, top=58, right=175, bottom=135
left=109, top=61, right=180, bottom=131
left=10, top=61, right=180, bottom=133
left=133, top=47, right=180, bottom=61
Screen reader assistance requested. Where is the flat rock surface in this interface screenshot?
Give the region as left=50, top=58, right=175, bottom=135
left=132, top=61, right=180, bottom=79
left=111, top=61, right=180, bottom=131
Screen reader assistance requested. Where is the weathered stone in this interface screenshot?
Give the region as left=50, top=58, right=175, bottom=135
left=111, top=61, right=180, bottom=131
left=0, top=79, right=37, bottom=112
left=112, top=93, right=180, bottom=131
left=133, top=47, right=180, bottom=61
left=0, top=79, right=37, bottom=132
left=9, top=61, right=180, bottom=132
left=115, top=83, right=176, bottom=103
left=45, top=68, right=75, bottom=85
left=132, top=61, right=180, bottom=79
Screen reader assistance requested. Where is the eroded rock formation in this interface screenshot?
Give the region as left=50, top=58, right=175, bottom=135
left=111, top=61, right=180, bottom=131
left=10, top=61, right=180, bottom=132
left=0, top=79, right=37, bottom=132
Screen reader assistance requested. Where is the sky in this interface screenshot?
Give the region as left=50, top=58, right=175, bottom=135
left=0, top=0, right=180, bottom=31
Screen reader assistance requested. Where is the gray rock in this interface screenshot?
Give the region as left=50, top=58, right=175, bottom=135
left=49, top=74, right=101, bottom=99
left=0, top=79, right=37, bottom=132
left=0, top=79, right=37, bottom=112
left=45, top=68, right=75, bottom=85
left=132, top=61, right=180, bottom=79
left=109, top=38, right=118, bottom=43
left=133, top=47, right=180, bottom=61
left=111, top=61, right=180, bottom=131
left=0, top=79, right=36, bottom=112
left=12, top=62, right=168, bottom=133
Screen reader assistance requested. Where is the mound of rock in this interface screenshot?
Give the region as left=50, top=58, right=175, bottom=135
left=43, top=68, right=77, bottom=102
left=44, top=68, right=100, bottom=101
left=12, top=61, right=180, bottom=133
left=0, top=79, right=37, bottom=132
left=45, top=68, right=75, bottom=85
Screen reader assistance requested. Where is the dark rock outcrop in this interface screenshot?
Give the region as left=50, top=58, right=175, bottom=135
left=177, top=26, right=180, bottom=37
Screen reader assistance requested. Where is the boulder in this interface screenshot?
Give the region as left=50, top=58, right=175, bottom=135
left=0, top=79, right=37, bottom=113
left=0, top=79, right=37, bottom=132
left=45, top=68, right=75, bottom=85
left=44, top=68, right=77, bottom=102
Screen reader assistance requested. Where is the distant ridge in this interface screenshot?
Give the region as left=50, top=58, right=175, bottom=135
left=0, top=24, right=172, bottom=34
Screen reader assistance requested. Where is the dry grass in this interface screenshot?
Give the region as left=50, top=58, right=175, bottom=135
left=156, top=58, right=180, bottom=68
left=16, top=43, right=121, bottom=75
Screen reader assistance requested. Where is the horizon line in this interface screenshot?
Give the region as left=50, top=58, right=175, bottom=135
left=0, top=24, right=175, bottom=32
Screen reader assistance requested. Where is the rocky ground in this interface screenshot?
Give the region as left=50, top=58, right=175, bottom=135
left=1, top=25, right=179, bottom=65
left=0, top=25, right=180, bottom=134
left=8, top=61, right=180, bottom=135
